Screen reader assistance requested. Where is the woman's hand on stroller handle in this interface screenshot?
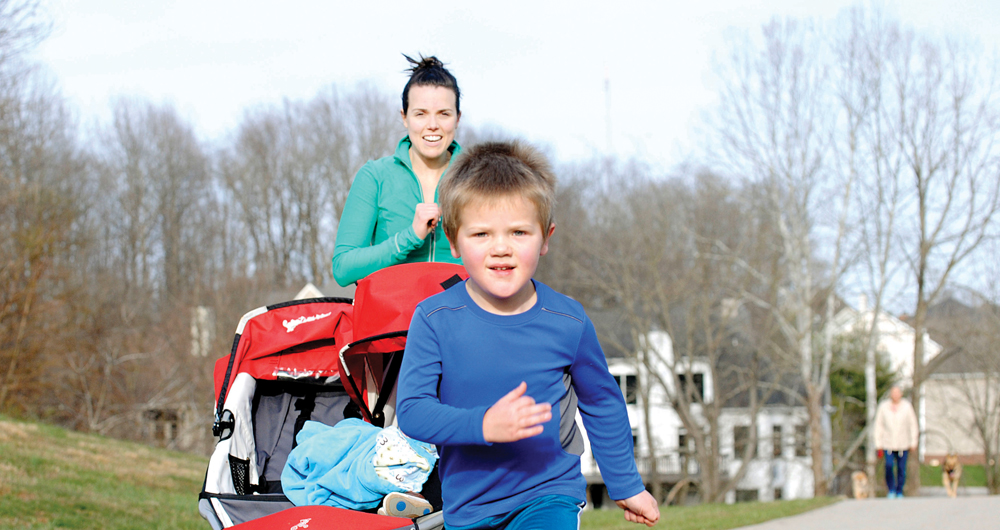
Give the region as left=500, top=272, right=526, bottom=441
left=411, top=203, right=441, bottom=240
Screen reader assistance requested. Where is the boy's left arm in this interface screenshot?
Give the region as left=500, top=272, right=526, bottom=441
left=569, top=318, right=648, bottom=505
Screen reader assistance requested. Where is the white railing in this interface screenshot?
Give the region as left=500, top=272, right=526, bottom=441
left=633, top=453, right=734, bottom=478
left=634, top=453, right=697, bottom=476
left=586, top=452, right=735, bottom=481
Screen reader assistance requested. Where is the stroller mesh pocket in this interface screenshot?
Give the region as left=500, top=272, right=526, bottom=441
left=229, top=454, right=251, bottom=495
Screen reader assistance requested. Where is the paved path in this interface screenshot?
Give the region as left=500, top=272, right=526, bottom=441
left=734, top=493, right=999, bottom=530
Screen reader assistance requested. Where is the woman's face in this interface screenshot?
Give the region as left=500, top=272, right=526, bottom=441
left=402, top=85, right=460, bottom=167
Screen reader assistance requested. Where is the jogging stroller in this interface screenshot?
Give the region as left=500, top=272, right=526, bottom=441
left=198, top=263, right=468, bottom=529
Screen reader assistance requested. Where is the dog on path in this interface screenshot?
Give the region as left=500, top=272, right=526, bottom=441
left=851, top=470, right=870, bottom=499
left=942, top=453, right=962, bottom=498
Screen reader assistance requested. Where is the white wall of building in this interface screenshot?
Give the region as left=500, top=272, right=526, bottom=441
left=719, top=408, right=814, bottom=502
left=923, top=374, right=995, bottom=463
left=831, top=301, right=942, bottom=386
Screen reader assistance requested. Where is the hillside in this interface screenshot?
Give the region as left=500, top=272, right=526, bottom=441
left=0, top=416, right=208, bottom=529
left=1, top=416, right=843, bottom=530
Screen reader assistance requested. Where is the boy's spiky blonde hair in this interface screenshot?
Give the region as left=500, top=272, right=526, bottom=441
left=439, top=140, right=556, bottom=244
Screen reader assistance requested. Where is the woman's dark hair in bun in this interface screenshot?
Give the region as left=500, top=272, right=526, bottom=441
left=401, top=54, right=461, bottom=115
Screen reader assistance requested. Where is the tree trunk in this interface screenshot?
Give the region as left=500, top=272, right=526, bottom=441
left=639, top=353, right=663, bottom=503
left=807, top=384, right=828, bottom=496
left=865, top=310, right=879, bottom=496
left=908, top=282, right=929, bottom=494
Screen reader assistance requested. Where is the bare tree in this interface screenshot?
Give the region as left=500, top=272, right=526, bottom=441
left=456, top=123, right=518, bottom=149
left=556, top=159, right=784, bottom=503
left=704, top=16, right=844, bottom=495
left=857, top=17, right=1000, bottom=490
left=93, top=98, right=212, bottom=301
left=829, top=5, right=913, bottom=493
left=32, top=98, right=212, bottom=435
left=0, top=0, right=49, bottom=69
left=222, top=83, right=397, bottom=287
left=0, top=1, right=82, bottom=412
left=0, top=86, right=81, bottom=411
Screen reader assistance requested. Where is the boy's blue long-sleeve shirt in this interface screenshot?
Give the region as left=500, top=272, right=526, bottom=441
left=396, top=280, right=645, bottom=526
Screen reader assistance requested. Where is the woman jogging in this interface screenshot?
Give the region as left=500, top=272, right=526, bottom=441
left=332, top=55, right=463, bottom=286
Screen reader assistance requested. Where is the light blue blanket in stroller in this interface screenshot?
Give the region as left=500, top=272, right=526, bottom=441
left=281, top=419, right=438, bottom=510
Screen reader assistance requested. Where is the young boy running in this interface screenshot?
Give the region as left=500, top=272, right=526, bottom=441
left=396, top=141, right=659, bottom=529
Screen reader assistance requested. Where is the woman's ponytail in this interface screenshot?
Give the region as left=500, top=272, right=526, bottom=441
left=401, top=53, right=461, bottom=114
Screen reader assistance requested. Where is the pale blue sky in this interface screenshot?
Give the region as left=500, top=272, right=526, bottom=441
left=33, top=0, right=1000, bottom=169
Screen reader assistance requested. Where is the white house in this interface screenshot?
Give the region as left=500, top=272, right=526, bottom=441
left=578, top=329, right=815, bottom=506
left=830, top=296, right=942, bottom=385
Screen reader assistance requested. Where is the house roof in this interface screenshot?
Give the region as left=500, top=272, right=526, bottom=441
left=924, top=296, right=1000, bottom=375
left=811, top=286, right=851, bottom=322
left=714, top=343, right=806, bottom=409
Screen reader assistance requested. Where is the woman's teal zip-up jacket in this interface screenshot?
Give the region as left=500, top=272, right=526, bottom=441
left=332, top=136, right=462, bottom=286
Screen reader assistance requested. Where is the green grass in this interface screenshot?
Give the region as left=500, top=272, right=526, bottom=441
left=0, top=415, right=841, bottom=530
left=0, top=416, right=209, bottom=529
left=921, top=463, right=987, bottom=488
left=581, top=497, right=840, bottom=530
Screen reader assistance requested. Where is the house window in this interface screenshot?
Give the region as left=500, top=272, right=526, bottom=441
left=794, top=424, right=808, bottom=457
left=613, top=374, right=638, bottom=405
left=144, top=408, right=179, bottom=444
left=678, top=432, right=689, bottom=455
left=735, top=489, right=758, bottom=503
left=625, top=375, right=637, bottom=404
left=772, top=425, right=782, bottom=457
left=677, top=373, right=704, bottom=401
left=774, top=488, right=783, bottom=500
left=734, top=425, right=755, bottom=459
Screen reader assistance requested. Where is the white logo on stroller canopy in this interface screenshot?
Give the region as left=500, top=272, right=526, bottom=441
left=282, top=312, right=332, bottom=333
left=290, top=519, right=310, bottom=530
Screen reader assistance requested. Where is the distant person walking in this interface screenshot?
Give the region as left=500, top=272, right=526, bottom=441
left=874, top=386, right=919, bottom=498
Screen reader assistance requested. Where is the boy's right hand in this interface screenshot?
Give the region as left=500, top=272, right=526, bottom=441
left=483, top=382, right=552, bottom=443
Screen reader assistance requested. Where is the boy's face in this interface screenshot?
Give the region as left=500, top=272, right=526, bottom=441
left=449, top=196, right=555, bottom=315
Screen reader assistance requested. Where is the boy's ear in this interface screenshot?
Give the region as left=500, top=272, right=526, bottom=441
left=448, top=231, right=461, bottom=259
left=539, top=223, right=556, bottom=257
